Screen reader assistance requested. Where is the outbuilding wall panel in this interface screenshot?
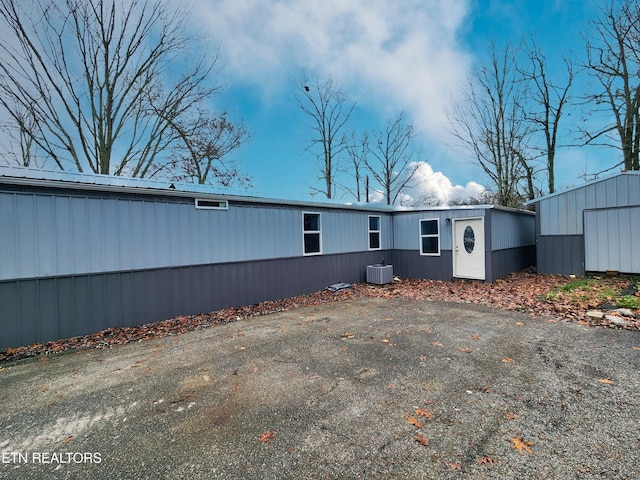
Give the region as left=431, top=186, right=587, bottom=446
left=538, top=172, right=640, bottom=235
left=584, top=206, right=640, bottom=273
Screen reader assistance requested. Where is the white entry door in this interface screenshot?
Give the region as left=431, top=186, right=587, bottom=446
left=453, top=218, right=485, bottom=280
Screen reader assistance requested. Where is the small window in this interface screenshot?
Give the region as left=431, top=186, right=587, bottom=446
left=420, top=219, right=440, bottom=256
left=303, top=212, right=322, bottom=255
left=368, top=215, right=381, bottom=250
left=195, top=198, right=228, bottom=210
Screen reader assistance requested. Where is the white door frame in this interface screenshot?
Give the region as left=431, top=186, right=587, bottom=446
left=452, top=217, right=485, bottom=280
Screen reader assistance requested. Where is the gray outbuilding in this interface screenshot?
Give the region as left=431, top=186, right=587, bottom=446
left=527, top=171, right=640, bottom=276
left=0, top=167, right=535, bottom=350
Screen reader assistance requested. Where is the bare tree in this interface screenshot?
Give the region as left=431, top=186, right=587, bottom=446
left=342, top=130, right=368, bottom=202
left=0, top=107, right=45, bottom=167
left=0, top=0, right=223, bottom=177
left=296, top=72, right=356, bottom=199
left=521, top=42, right=574, bottom=194
left=583, top=0, right=640, bottom=172
left=167, top=110, right=251, bottom=186
left=365, top=112, right=421, bottom=206
left=447, top=190, right=497, bottom=206
left=402, top=191, right=443, bottom=208
left=448, top=43, right=531, bottom=207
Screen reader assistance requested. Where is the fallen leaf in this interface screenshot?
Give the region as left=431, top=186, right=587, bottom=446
left=458, top=347, right=472, bottom=353
left=258, top=430, right=277, bottom=444
left=445, top=462, right=462, bottom=470
left=475, top=456, right=494, bottom=467
left=341, top=333, right=355, bottom=338
left=471, top=334, right=481, bottom=340
left=598, top=378, right=614, bottom=384
left=505, top=412, right=518, bottom=420
left=61, top=436, right=74, bottom=445
left=404, top=415, right=424, bottom=429
left=432, top=342, right=444, bottom=347
left=633, top=347, right=640, bottom=351
left=515, top=322, right=524, bottom=326
left=415, top=408, right=433, bottom=419
left=510, top=437, right=533, bottom=455
left=501, top=357, right=514, bottom=363
left=415, top=433, right=429, bottom=446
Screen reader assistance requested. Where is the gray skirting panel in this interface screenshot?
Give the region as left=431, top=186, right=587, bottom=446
left=485, top=246, right=536, bottom=282
left=391, top=250, right=454, bottom=281
left=536, top=235, right=584, bottom=276
left=0, top=250, right=392, bottom=351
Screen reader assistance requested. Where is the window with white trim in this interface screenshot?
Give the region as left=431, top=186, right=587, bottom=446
left=303, top=212, right=322, bottom=255
left=368, top=216, right=381, bottom=250
left=420, top=219, right=440, bottom=255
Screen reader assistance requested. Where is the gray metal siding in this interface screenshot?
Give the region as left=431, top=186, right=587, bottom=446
left=1, top=190, right=393, bottom=281
left=321, top=210, right=392, bottom=254
left=489, top=209, right=535, bottom=250
left=392, top=208, right=487, bottom=251
left=536, top=235, right=584, bottom=275
left=584, top=206, right=640, bottom=273
left=538, top=172, right=640, bottom=235
left=0, top=250, right=393, bottom=351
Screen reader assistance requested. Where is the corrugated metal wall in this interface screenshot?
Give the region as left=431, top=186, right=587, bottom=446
left=536, top=235, right=584, bottom=275
left=392, top=208, right=487, bottom=250
left=0, top=250, right=393, bottom=350
left=537, top=172, right=640, bottom=235
left=0, top=179, right=538, bottom=350
left=489, top=209, right=535, bottom=250
left=531, top=172, right=640, bottom=275
left=584, top=206, right=640, bottom=273
left=0, top=189, right=393, bottom=281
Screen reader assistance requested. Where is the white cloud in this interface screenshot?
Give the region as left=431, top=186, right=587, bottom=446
left=193, top=0, right=472, bottom=134
left=402, top=161, right=486, bottom=205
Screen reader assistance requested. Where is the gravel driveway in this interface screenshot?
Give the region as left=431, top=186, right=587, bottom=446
left=1, top=297, right=639, bottom=479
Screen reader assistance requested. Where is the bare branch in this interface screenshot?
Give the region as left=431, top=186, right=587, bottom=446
left=364, top=112, right=421, bottom=206
left=0, top=0, right=222, bottom=178
left=295, top=71, right=356, bottom=199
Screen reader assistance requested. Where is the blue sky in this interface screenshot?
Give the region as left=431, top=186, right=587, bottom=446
left=192, top=0, right=607, bottom=203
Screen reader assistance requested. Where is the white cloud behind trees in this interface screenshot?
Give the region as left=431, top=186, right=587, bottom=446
left=194, top=0, right=476, bottom=202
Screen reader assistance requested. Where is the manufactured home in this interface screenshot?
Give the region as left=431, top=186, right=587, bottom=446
left=527, top=171, right=640, bottom=276
left=0, top=168, right=535, bottom=350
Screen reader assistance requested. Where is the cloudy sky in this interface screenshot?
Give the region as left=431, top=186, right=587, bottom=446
left=189, top=0, right=607, bottom=204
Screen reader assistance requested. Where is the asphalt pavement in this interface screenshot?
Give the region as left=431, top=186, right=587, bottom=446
left=1, top=297, right=639, bottom=479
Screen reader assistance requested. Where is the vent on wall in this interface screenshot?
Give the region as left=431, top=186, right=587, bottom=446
left=195, top=198, right=228, bottom=210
